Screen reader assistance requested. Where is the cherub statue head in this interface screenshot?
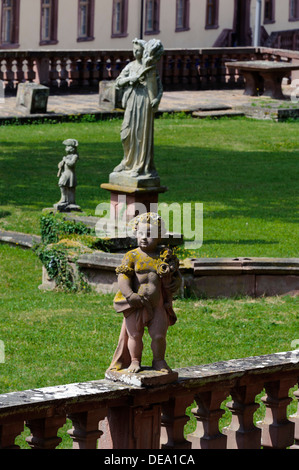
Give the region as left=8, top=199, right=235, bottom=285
left=129, top=212, right=166, bottom=252
left=63, top=138, right=78, bottom=154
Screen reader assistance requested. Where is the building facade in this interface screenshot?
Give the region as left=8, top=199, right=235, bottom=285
left=1, top=0, right=299, bottom=51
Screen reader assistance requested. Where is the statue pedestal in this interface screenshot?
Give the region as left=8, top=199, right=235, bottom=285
left=100, top=182, right=168, bottom=223
left=53, top=203, right=82, bottom=213
left=105, top=367, right=178, bottom=387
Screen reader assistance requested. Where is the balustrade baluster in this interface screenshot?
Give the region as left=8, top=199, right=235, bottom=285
left=102, top=57, right=112, bottom=81
left=68, top=58, right=80, bottom=88
left=49, top=57, right=59, bottom=88
left=260, top=376, right=297, bottom=449
left=162, top=55, right=174, bottom=89
left=26, top=416, right=66, bottom=449
left=0, top=421, right=25, bottom=449
left=89, top=57, right=100, bottom=87
left=189, top=54, right=200, bottom=89
left=14, top=59, right=24, bottom=88
left=0, top=60, right=5, bottom=82
left=4, top=59, right=14, bottom=91
left=187, top=388, right=230, bottom=449
left=34, top=57, right=49, bottom=85
left=173, top=55, right=182, bottom=88
left=201, top=55, right=210, bottom=89
left=95, top=59, right=103, bottom=83
left=224, top=383, right=263, bottom=449
left=181, top=55, right=190, bottom=88
left=68, top=409, right=107, bottom=449
left=25, top=58, right=36, bottom=83
left=160, top=394, right=194, bottom=449
left=58, top=57, right=69, bottom=89
left=100, top=403, right=162, bottom=449
left=289, top=387, right=299, bottom=449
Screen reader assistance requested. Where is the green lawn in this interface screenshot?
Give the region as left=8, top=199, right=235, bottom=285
left=0, top=116, right=298, bottom=258
left=0, top=116, right=298, bottom=447
left=0, top=243, right=298, bottom=393
left=1, top=242, right=298, bottom=447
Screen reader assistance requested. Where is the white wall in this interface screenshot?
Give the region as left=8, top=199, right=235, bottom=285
left=2, top=0, right=299, bottom=51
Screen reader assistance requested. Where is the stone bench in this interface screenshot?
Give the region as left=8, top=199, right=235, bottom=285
left=225, top=60, right=299, bottom=99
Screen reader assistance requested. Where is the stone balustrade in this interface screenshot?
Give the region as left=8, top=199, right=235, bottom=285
left=1, top=46, right=299, bottom=93
left=0, top=351, right=298, bottom=449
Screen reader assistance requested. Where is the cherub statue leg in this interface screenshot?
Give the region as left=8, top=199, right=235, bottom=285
left=125, top=312, right=144, bottom=373
left=148, top=306, right=172, bottom=373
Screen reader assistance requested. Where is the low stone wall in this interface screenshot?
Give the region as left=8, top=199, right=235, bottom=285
left=40, top=252, right=299, bottom=298
left=1, top=230, right=298, bottom=298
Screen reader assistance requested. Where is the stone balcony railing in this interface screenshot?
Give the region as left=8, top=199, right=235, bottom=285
left=1, top=46, right=299, bottom=93
left=0, top=351, right=298, bottom=449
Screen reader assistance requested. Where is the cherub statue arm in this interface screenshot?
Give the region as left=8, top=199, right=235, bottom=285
left=118, top=274, right=143, bottom=308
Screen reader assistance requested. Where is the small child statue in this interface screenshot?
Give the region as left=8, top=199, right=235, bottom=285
left=107, top=212, right=182, bottom=374
left=55, top=139, right=81, bottom=212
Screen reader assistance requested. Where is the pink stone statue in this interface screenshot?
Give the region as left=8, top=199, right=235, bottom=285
left=107, top=213, right=181, bottom=374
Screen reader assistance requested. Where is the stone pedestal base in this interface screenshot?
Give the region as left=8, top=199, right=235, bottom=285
left=53, top=203, right=82, bottom=213
left=109, top=171, right=161, bottom=189
left=16, top=83, right=49, bottom=114
left=105, top=367, right=178, bottom=388
left=101, top=182, right=168, bottom=223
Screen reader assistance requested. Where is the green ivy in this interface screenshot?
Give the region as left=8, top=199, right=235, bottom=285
left=36, top=213, right=117, bottom=292
left=40, top=213, right=91, bottom=245
left=34, top=243, right=91, bottom=293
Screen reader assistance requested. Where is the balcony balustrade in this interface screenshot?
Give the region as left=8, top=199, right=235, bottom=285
left=0, top=351, right=298, bottom=450
left=1, top=47, right=298, bottom=94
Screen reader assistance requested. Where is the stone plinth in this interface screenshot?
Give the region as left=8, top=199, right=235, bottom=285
left=100, top=182, right=168, bottom=223
left=105, top=367, right=178, bottom=388
left=99, top=80, right=123, bottom=111
left=109, top=171, right=161, bottom=189
left=53, top=202, right=82, bottom=213
left=16, top=83, right=49, bottom=114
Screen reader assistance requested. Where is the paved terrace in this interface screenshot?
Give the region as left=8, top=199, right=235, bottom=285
left=0, top=84, right=298, bottom=122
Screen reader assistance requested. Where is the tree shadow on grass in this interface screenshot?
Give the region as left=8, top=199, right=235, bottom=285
left=0, top=138, right=298, bottom=225
left=205, top=239, right=279, bottom=245
left=0, top=210, right=11, bottom=218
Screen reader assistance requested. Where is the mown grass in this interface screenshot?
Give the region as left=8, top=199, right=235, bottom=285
left=0, top=243, right=298, bottom=447
left=0, top=116, right=298, bottom=258
left=0, top=116, right=298, bottom=447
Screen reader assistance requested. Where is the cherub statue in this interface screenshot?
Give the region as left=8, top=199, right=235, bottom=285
left=55, top=139, right=81, bottom=212
left=107, top=212, right=182, bottom=374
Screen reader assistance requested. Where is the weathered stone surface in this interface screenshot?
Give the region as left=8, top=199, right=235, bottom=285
left=0, top=230, right=41, bottom=249
left=175, top=351, right=299, bottom=386
left=99, top=80, right=123, bottom=111
left=0, top=380, right=133, bottom=417
left=0, top=352, right=298, bottom=416
left=105, top=368, right=179, bottom=388
left=109, top=171, right=161, bottom=189
left=188, top=274, right=256, bottom=298
left=16, top=83, right=49, bottom=114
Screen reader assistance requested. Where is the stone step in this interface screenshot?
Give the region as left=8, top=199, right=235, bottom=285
left=192, top=109, right=245, bottom=118
left=0, top=230, right=41, bottom=249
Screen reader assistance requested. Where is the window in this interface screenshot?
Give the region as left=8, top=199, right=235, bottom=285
left=145, top=0, right=160, bottom=34
left=205, top=0, right=219, bottom=28
left=176, top=0, right=190, bottom=31
left=264, top=0, right=275, bottom=23
left=290, top=0, right=299, bottom=20
left=112, top=0, right=128, bottom=37
left=78, top=0, right=94, bottom=41
left=40, top=0, right=58, bottom=44
left=1, top=0, right=20, bottom=47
